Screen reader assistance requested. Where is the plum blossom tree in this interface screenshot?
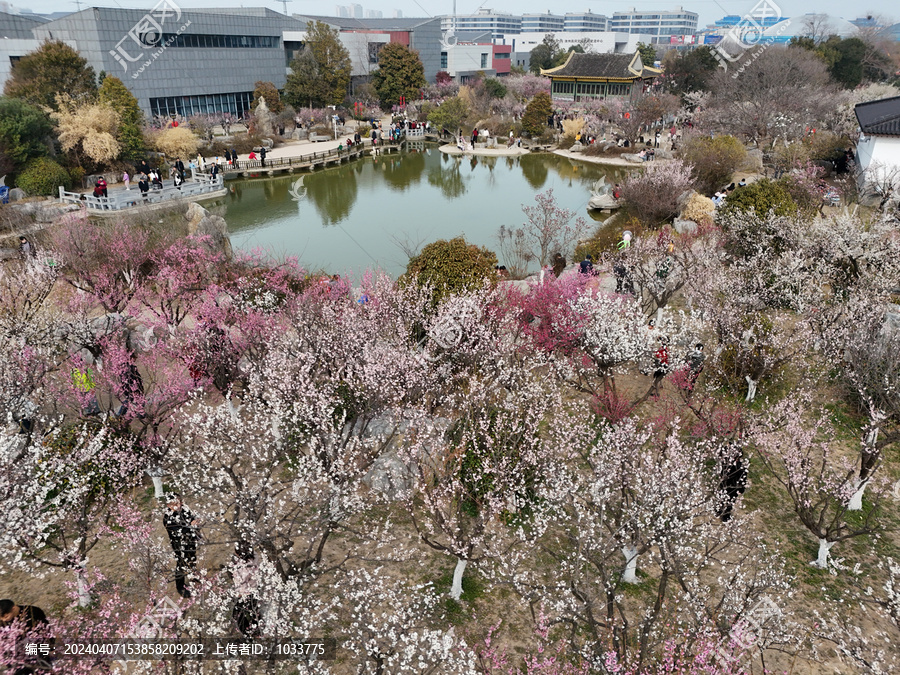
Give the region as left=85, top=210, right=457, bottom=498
left=520, top=189, right=590, bottom=266
left=514, top=412, right=791, bottom=670
left=748, top=396, right=884, bottom=568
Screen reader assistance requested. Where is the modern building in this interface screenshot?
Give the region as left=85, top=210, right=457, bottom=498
left=0, top=11, right=52, bottom=89
left=541, top=51, right=660, bottom=102
left=295, top=15, right=442, bottom=87
left=609, top=8, right=698, bottom=44
left=564, top=11, right=608, bottom=32
left=521, top=12, right=564, bottom=33
left=855, top=96, right=900, bottom=197
left=27, top=7, right=304, bottom=119
left=440, top=10, right=521, bottom=40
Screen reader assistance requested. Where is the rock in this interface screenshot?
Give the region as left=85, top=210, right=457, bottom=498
left=35, top=203, right=80, bottom=222
left=569, top=142, right=584, bottom=153
left=654, top=149, right=673, bottom=160
left=185, top=202, right=232, bottom=259
left=622, top=153, right=644, bottom=163
left=292, top=128, right=307, bottom=141
left=744, top=148, right=764, bottom=171
left=260, top=138, right=274, bottom=149
left=673, top=218, right=698, bottom=234
left=588, top=194, right=620, bottom=210
left=9, top=188, right=26, bottom=202
left=602, top=141, right=617, bottom=151
left=676, top=189, right=693, bottom=209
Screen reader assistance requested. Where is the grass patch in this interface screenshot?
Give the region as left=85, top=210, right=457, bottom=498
left=434, top=563, right=486, bottom=625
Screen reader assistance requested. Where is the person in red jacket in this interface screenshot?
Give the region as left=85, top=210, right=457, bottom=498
left=650, top=335, right=669, bottom=399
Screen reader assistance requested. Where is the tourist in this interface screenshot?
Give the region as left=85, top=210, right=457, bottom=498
left=123, top=171, right=130, bottom=190
left=173, top=170, right=183, bottom=190
left=650, top=335, right=669, bottom=398
left=18, top=236, right=34, bottom=259
left=196, top=153, right=204, bottom=168
left=738, top=178, right=747, bottom=187
left=210, top=163, right=219, bottom=181
left=248, top=150, right=257, bottom=161
left=471, top=128, right=478, bottom=148
left=687, top=342, right=705, bottom=395
left=223, top=149, right=231, bottom=164
left=138, top=173, right=149, bottom=199
left=552, top=252, right=566, bottom=278
left=579, top=254, right=595, bottom=275
left=638, top=149, right=647, bottom=162
left=175, top=158, right=186, bottom=175
left=260, top=147, right=267, bottom=167
left=163, top=493, right=200, bottom=598
left=97, top=177, right=108, bottom=198
left=231, top=542, right=261, bottom=638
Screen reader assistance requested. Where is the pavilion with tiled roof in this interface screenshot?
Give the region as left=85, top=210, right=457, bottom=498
left=540, top=51, right=661, bottom=102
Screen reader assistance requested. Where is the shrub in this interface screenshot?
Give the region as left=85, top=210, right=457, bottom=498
left=403, top=236, right=497, bottom=304
left=721, top=179, right=797, bottom=218
left=620, top=158, right=694, bottom=227
left=149, top=126, right=200, bottom=159
left=680, top=192, right=715, bottom=226
left=15, top=157, right=71, bottom=195
left=521, top=92, right=552, bottom=137
left=681, top=135, right=747, bottom=195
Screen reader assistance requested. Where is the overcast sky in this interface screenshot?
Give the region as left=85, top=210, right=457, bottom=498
left=10, top=0, right=899, bottom=31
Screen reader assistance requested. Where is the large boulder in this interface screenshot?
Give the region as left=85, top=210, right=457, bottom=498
left=8, top=188, right=27, bottom=202
left=569, top=142, right=584, bottom=153
left=185, top=202, right=232, bottom=259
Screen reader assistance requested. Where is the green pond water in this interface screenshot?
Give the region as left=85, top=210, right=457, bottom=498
left=207, top=147, right=625, bottom=277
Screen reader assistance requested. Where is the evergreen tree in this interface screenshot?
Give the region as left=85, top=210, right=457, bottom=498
left=521, top=92, right=552, bottom=136
left=371, top=43, right=426, bottom=109
left=3, top=40, right=97, bottom=110
left=284, top=22, right=351, bottom=108
left=0, top=97, right=52, bottom=177
left=98, top=76, right=145, bottom=162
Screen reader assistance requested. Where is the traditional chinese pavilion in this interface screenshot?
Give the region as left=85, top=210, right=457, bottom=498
left=541, top=51, right=661, bottom=102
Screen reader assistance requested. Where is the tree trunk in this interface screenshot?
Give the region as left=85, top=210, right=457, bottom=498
left=745, top=376, right=758, bottom=403
left=847, top=478, right=867, bottom=511
left=146, top=467, right=166, bottom=498
left=75, top=561, right=92, bottom=608
left=811, top=538, right=834, bottom=568
left=622, top=545, right=640, bottom=584
left=450, top=557, right=467, bottom=600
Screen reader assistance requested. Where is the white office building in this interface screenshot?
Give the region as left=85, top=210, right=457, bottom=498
left=609, top=7, right=698, bottom=43
left=440, top=9, right=521, bottom=40
left=564, top=11, right=608, bottom=32
left=521, top=12, right=564, bottom=33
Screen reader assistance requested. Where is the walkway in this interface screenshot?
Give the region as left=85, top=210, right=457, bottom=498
left=59, top=176, right=227, bottom=213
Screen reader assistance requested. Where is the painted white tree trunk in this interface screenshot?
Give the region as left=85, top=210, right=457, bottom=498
left=224, top=399, right=240, bottom=421
left=622, top=545, right=640, bottom=584
left=146, top=467, right=166, bottom=498
left=848, top=479, right=868, bottom=511
left=450, top=557, right=467, bottom=600
left=745, top=376, right=758, bottom=403
left=75, top=562, right=91, bottom=608
left=811, top=538, right=835, bottom=568
left=655, top=307, right=664, bottom=325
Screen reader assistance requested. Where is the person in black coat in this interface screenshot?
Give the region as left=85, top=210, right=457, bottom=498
left=259, top=147, right=267, bottom=167
left=175, top=158, right=185, bottom=175
left=163, top=494, right=200, bottom=598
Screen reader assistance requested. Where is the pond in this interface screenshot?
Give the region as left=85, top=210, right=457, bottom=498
left=210, top=147, right=626, bottom=277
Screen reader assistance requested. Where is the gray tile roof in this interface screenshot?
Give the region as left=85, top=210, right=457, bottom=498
left=856, top=96, right=900, bottom=137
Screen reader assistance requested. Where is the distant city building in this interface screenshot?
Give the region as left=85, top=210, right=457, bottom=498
left=365, top=9, right=383, bottom=19
left=521, top=12, right=564, bottom=33
left=393, top=9, right=403, bottom=18
left=351, top=4, right=363, bottom=19
left=609, top=7, right=698, bottom=44
left=564, top=11, right=608, bottom=32
left=440, top=9, right=521, bottom=40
